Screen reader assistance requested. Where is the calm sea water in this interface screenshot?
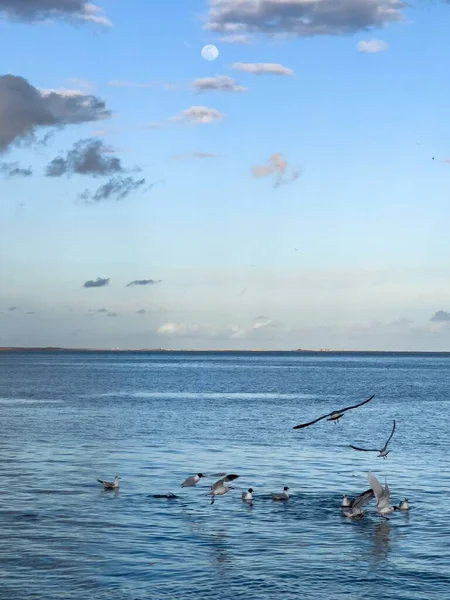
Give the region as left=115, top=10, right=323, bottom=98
left=1, top=351, right=450, bottom=600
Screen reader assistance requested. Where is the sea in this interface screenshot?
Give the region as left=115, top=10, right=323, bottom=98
left=0, top=350, right=449, bottom=600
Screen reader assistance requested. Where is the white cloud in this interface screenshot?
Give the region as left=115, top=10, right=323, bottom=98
left=108, top=81, right=177, bottom=91
left=252, top=153, right=300, bottom=187
left=173, top=152, right=222, bottom=160
left=206, top=0, right=405, bottom=38
left=156, top=318, right=281, bottom=341
left=193, top=75, right=248, bottom=93
left=232, top=62, right=293, bottom=76
left=252, top=318, right=280, bottom=330
left=218, top=34, right=252, bottom=44
left=173, top=106, right=223, bottom=125
left=357, top=39, right=389, bottom=53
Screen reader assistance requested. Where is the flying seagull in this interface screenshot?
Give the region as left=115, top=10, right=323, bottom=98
left=341, top=488, right=375, bottom=520
left=350, top=420, right=396, bottom=458
left=181, top=473, right=205, bottom=488
left=272, top=486, right=289, bottom=501
left=208, top=474, right=239, bottom=504
left=293, top=394, right=375, bottom=429
left=368, top=472, right=394, bottom=518
left=242, top=488, right=253, bottom=502
left=97, top=475, right=120, bottom=490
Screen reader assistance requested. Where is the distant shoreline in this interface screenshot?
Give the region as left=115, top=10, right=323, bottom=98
left=1, top=347, right=449, bottom=355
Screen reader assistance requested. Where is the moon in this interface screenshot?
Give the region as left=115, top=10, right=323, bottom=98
left=201, top=44, right=219, bottom=61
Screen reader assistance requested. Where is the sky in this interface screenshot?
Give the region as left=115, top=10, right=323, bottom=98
left=1, top=0, right=450, bottom=351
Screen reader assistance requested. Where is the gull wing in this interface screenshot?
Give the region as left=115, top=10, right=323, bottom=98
left=223, top=474, right=239, bottom=483
left=368, top=472, right=384, bottom=503
left=181, top=475, right=196, bottom=488
left=349, top=488, right=375, bottom=509
left=337, top=394, right=375, bottom=415
left=377, top=483, right=391, bottom=510
left=211, top=473, right=239, bottom=491
left=382, top=420, right=396, bottom=451
left=293, top=412, right=330, bottom=429
left=350, top=445, right=379, bottom=452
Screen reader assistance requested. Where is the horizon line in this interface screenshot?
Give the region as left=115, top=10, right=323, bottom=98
left=1, top=346, right=450, bottom=354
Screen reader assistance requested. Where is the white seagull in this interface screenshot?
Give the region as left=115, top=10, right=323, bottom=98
left=97, top=475, right=120, bottom=490
left=272, top=486, right=289, bottom=501
left=242, top=488, right=253, bottom=502
left=293, top=394, right=375, bottom=429
left=368, top=472, right=394, bottom=517
left=341, top=488, right=375, bottom=519
left=350, top=420, right=396, bottom=458
left=208, top=474, right=239, bottom=504
left=181, top=473, right=205, bottom=488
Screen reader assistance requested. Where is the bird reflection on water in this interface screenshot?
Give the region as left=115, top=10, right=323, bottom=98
left=371, top=520, right=392, bottom=563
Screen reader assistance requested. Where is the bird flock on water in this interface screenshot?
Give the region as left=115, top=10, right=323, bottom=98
left=97, top=393, right=409, bottom=519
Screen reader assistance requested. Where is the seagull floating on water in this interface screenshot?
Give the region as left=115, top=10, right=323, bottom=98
left=368, top=472, right=394, bottom=518
left=272, top=486, right=289, bottom=501
left=350, top=420, right=396, bottom=458
left=152, top=493, right=178, bottom=499
left=208, top=474, right=239, bottom=505
left=293, top=394, right=375, bottom=429
left=242, top=488, right=253, bottom=502
left=394, top=498, right=410, bottom=511
left=181, top=473, right=205, bottom=488
left=341, top=488, right=375, bottom=520
left=97, top=475, right=120, bottom=490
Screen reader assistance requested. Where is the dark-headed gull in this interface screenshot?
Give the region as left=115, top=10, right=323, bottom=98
left=272, top=486, right=289, bottom=501
left=97, top=475, right=120, bottom=490
left=242, top=488, right=253, bottom=502
left=181, top=473, right=205, bottom=488
left=350, top=420, right=396, bottom=458
left=293, top=394, right=375, bottom=429
left=208, top=474, right=239, bottom=504
left=368, top=472, right=394, bottom=517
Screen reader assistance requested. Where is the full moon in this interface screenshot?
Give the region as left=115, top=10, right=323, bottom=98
left=201, top=44, right=219, bottom=61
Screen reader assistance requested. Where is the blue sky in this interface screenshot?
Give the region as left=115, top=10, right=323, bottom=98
left=1, top=0, right=450, bottom=350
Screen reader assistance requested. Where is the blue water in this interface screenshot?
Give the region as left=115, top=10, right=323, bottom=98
left=1, top=351, right=450, bottom=600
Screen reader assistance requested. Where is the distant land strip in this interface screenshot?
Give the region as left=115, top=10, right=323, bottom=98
left=1, top=347, right=450, bottom=355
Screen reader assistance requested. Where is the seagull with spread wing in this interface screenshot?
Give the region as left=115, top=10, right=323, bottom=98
left=293, top=394, right=375, bottom=430
left=97, top=475, right=120, bottom=490
left=208, top=474, right=239, bottom=504
left=368, top=472, right=394, bottom=518
left=350, top=420, right=396, bottom=458
left=341, top=488, right=375, bottom=519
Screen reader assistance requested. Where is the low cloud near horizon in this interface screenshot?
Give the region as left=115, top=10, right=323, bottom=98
left=126, top=279, right=162, bottom=288
left=83, top=277, right=110, bottom=289
left=429, top=310, right=450, bottom=322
